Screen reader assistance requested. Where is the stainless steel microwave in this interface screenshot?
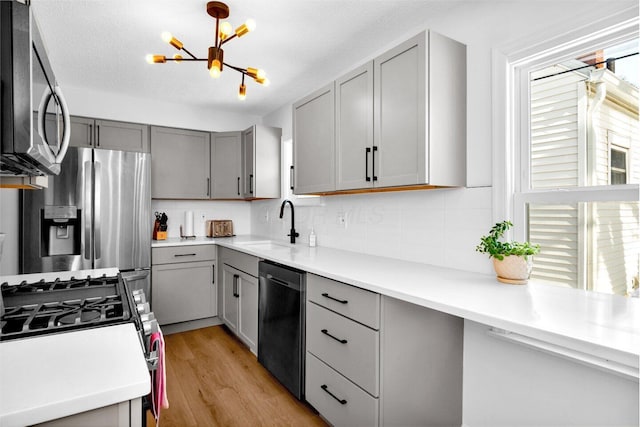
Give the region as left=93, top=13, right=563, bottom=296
left=0, top=0, right=70, bottom=176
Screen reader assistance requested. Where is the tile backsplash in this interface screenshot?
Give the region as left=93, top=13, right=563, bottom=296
left=251, top=186, right=494, bottom=274
left=152, top=200, right=251, bottom=238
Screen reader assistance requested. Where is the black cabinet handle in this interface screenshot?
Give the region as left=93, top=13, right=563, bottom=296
left=372, top=146, right=378, bottom=181
left=96, top=125, right=100, bottom=147
left=321, top=329, right=348, bottom=344
left=365, top=147, right=371, bottom=182
left=249, top=174, right=254, bottom=194
left=233, top=274, right=240, bottom=297
left=88, top=124, right=93, bottom=146
left=290, top=165, right=294, bottom=190
left=321, top=384, right=347, bottom=405
left=237, top=177, right=240, bottom=196
left=212, top=264, right=215, bottom=285
left=207, top=178, right=210, bottom=196
left=174, top=253, right=197, bottom=257
left=321, top=292, right=348, bottom=304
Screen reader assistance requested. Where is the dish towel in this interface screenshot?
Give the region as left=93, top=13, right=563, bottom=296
left=150, top=328, right=169, bottom=426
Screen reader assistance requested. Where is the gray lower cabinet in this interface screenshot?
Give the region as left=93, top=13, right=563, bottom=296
left=211, top=131, right=243, bottom=199
left=219, top=247, right=259, bottom=353
left=305, top=274, right=380, bottom=426
left=151, top=245, right=217, bottom=325
left=293, top=83, right=336, bottom=194
left=305, top=273, right=463, bottom=427
left=150, top=126, right=211, bottom=199
left=242, top=125, right=282, bottom=199
left=70, top=116, right=149, bottom=152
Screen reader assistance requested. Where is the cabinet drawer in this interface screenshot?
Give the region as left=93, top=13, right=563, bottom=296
left=219, top=247, right=258, bottom=277
left=308, top=274, right=380, bottom=329
left=306, top=352, right=378, bottom=427
left=307, top=302, right=379, bottom=396
left=152, top=245, right=216, bottom=265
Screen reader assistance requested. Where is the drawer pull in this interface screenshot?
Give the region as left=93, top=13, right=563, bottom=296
left=321, top=292, right=348, bottom=304
left=174, top=253, right=197, bottom=257
left=321, top=329, right=347, bottom=344
left=321, top=384, right=347, bottom=405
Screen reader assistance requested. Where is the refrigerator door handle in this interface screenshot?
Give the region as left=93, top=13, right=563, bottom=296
left=83, top=161, right=93, bottom=260
left=94, top=160, right=102, bottom=260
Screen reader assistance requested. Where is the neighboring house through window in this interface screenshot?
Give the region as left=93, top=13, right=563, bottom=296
left=509, top=25, right=639, bottom=297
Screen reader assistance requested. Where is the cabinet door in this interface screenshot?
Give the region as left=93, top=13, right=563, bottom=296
left=238, top=272, right=258, bottom=353
left=221, top=264, right=239, bottom=333
left=211, top=131, right=242, bottom=199
left=151, top=261, right=216, bottom=325
left=95, top=120, right=150, bottom=153
left=293, top=83, right=336, bottom=194
left=336, top=62, right=374, bottom=191
left=374, top=33, right=426, bottom=187
left=242, top=126, right=255, bottom=198
left=150, top=126, right=211, bottom=199
left=69, top=116, right=95, bottom=148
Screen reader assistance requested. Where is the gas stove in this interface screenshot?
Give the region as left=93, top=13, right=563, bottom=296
left=0, top=272, right=158, bottom=370
left=1, top=274, right=136, bottom=341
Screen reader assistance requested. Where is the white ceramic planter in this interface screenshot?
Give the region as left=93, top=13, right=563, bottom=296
left=493, top=255, right=533, bottom=285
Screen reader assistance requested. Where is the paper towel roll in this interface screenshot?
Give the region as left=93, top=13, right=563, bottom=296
left=184, top=211, right=194, bottom=237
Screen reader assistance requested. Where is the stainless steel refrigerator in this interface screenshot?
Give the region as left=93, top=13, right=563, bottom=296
left=21, top=146, right=151, bottom=292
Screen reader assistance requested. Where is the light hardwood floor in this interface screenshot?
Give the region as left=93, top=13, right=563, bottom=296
left=146, top=325, right=327, bottom=427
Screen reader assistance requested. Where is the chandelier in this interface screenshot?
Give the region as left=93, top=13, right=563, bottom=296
left=145, top=1, right=269, bottom=100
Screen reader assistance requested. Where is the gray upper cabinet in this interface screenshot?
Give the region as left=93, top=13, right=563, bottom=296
left=211, top=131, right=243, bottom=199
left=293, top=83, right=336, bottom=194
left=374, top=31, right=466, bottom=187
left=242, top=125, right=281, bottom=199
left=150, top=126, right=211, bottom=199
left=336, top=62, right=374, bottom=191
left=69, top=116, right=150, bottom=152
left=293, top=30, right=466, bottom=194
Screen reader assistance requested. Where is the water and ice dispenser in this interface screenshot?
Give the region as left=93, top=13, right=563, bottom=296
left=41, top=206, right=80, bottom=256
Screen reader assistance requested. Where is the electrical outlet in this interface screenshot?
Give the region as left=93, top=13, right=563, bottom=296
left=337, top=212, right=346, bottom=228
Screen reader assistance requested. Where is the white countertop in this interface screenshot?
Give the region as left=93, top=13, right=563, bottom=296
left=0, top=323, right=150, bottom=427
left=154, top=235, right=640, bottom=366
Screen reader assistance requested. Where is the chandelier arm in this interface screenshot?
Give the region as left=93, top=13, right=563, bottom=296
left=223, top=63, right=247, bottom=74
left=220, top=34, right=237, bottom=46
left=214, top=18, right=220, bottom=49
left=181, top=47, right=199, bottom=60
left=165, top=58, right=207, bottom=62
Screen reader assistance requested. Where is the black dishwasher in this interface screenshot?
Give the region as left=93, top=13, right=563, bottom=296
left=258, top=260, right=306, bottom=400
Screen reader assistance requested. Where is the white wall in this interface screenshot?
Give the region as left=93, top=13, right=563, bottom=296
left=463, top=320, right=639, bottom=426
left=0, top=190, right=20, bottom=275
left=151, top=199, right=251, bottom=238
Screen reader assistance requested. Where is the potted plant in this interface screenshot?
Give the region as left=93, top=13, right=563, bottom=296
left=476, top=220, right=540, bottom=285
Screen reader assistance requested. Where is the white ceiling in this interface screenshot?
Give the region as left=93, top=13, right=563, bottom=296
left=32, top=0, right=465, bottom=117
left=30, top=0, right=638, bottom=119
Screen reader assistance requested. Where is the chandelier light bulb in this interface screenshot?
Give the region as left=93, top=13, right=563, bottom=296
left=161, top=31, right=172, bottom=43
left=238, top=83, right=247, bottom=100
left=146, top=54, right=166, bottom=64
left=235, top=19, right=256, bottom=37
left=256, top=68, right=266, bottom=79
left=173, top=54, right=183, bottom=63
left=219, top=21, right=232, bottom=38
left=209, top=59, right=222, bottom=78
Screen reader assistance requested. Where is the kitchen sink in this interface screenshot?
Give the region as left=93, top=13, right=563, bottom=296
left=234, top=240, right=293, bottom=251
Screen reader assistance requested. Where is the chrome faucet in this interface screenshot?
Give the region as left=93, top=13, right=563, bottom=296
left=279, top=199, right=299, bottom=244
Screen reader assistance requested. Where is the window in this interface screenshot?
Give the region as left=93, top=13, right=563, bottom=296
left=610, top=145, right=628, bottom=184
left=512, top=34, right=639, bottom=297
